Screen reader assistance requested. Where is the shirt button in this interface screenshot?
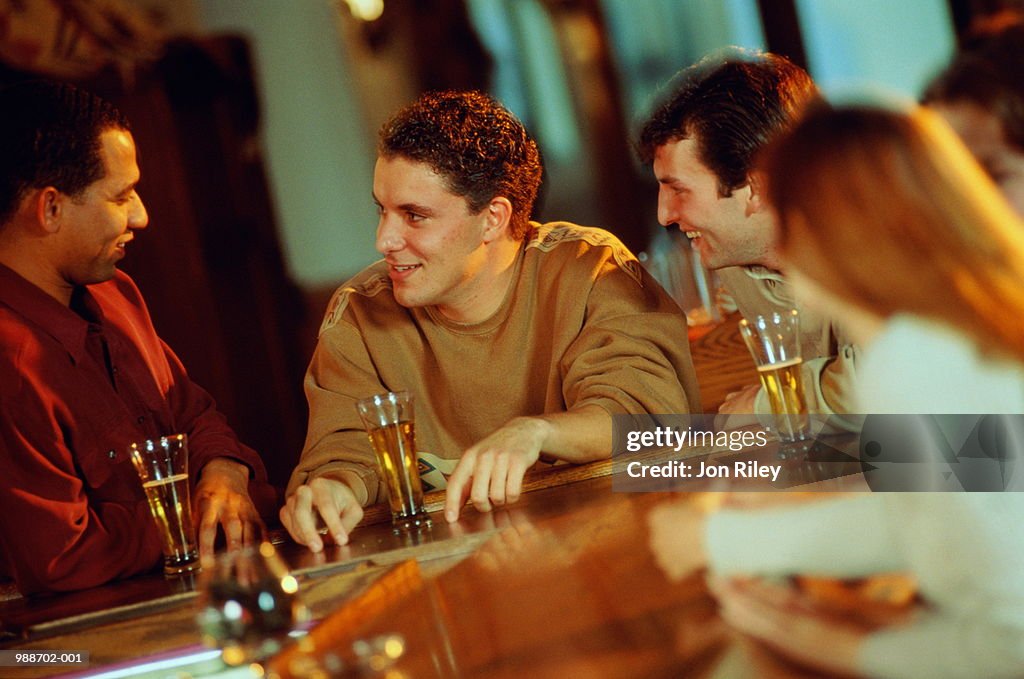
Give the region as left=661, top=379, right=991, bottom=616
left=136, top=416, right=145, bottom=424
left=107, top=450, right=116, bottom=459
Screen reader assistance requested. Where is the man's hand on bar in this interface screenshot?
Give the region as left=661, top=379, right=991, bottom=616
left=717, top=383, right=759, bottom=415
left=444, top=416, right=548, bottom=522
left=280, top=477, right=363, bottom=552
left=445, top=406, right=612, bottom=522
left=195, top=457, right=265, bottom=559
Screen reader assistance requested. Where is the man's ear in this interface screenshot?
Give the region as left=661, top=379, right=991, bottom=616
left=482, top=196, right=513, bottom=243
left=745, top=171, right=768, bottom=217
left=33, top=188, right=64, bottom=234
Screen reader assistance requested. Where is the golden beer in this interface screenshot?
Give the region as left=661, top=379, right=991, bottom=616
left=367, top=420, right=430, bottom=528
left=757, top=358, right=811, bottom=441
left=142, top=472, right=200, bottom=575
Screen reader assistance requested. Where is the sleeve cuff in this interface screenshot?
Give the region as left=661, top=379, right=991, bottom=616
left=289, top=461, right=379, bottom=507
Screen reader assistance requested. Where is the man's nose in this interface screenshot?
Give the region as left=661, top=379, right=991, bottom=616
left=375, top=215, right=405, bottom=254
left=656, top=188, right=677, bottom=228
left=130, top=193, right=149, bottom=230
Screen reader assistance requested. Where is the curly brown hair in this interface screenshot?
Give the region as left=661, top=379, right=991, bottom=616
left=378, top=90, right=542, bottom=240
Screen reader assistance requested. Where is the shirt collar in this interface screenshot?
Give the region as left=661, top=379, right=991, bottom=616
left=0, top=262, right=93, bottom=364
left=742, top=265, right=786, bottom=283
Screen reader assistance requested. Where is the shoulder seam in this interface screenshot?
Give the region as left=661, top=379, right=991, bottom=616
left=319, top=272, right=391, bottom=336
left=526, top=223, right=644, bottom=287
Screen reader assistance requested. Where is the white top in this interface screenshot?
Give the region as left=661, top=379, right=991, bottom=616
left=708, top=493, right=1024, bottom=679
left=706, top=315, right=1024, bottom=678
left=858, top=315, right=1024, bottom=414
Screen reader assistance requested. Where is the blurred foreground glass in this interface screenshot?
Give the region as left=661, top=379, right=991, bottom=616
left=738, top=310, right=811, bottom=443
left=196, top=542, right=308, bottom=666
left=639, top=229, right=723, bottom=328
left=356, top=391, right=431, bottom=532
left=128, top=434, right=200, bottom=576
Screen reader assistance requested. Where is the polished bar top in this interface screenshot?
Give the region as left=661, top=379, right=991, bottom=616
left=0, top=316, right=879, bottom=677
left=6, top=475, right=719, bottom=678
left=0, top=441, right=881, bottom=679
left=0, top=427, right=864, bottom=644
left=272, top=476, right=727, bottom=679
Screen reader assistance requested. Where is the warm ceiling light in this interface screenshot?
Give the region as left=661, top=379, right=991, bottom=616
left=343, top=0, right=384, bottom=22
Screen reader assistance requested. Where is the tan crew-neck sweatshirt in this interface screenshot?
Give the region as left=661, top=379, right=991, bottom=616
left=288, top=222, right=700, bottom=503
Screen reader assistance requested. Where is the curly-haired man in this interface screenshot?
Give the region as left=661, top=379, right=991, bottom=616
left=281, top=91, right=699, bottom=548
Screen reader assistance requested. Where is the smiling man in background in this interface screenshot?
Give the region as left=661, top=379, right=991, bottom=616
left=282, top=90, right=699, bottom=550
left=0, top=82, right=272, bottom=595
left=637, top=49, right=859, bottom=420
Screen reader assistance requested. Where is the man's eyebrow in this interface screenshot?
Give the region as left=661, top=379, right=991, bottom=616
left=370, top=197, right=434, bottom=216
left=113, top=180, right=138, bottom=198
left=397, top=202, right=433, bottom=215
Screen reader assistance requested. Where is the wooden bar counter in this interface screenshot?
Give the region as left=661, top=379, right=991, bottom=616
left=0, top=318, right=848, bottom=678
left=0, top=438, right=872, bottom=679
left=269, top=476, right=728, bottom=679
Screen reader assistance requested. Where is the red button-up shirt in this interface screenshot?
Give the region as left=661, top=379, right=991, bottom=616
left=0, top=263, right=269, bottom=594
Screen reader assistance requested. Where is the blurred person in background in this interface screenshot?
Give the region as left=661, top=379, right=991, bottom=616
left=924, top=16, right=1024, bottom=216
left=647, top=102, right=1024, bottom=679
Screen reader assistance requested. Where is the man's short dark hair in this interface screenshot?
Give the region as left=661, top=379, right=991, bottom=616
left=378, top=90, right=542, bottom=240
left=0, top=81, right=129, bottom=226
left=638, top=49, right=817, bottom=196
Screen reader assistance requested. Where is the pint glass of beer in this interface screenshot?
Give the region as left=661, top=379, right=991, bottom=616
left=129, top=434, right=201, bottom=576
left=738, top=310, right=811, bottom=443
left=356, top=391, right=431, bottom=532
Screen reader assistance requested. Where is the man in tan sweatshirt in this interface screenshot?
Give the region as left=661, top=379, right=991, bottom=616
left=281, top=91, right=699, bottom=550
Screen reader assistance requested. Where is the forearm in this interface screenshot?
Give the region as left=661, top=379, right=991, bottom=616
left=293, top=318, right=397, bottom=505
left=796, top=345, right=862, bottom=436
left=0, top=416, right=163, bottom=593
left=200, top=457, right=250, bottom=483
left=175, top=408, right=266, bottom=484
left=525, top=404, right=612, bottom=463
left=708, top=494, right=900, bottom=577
left=187, top=433, right=264, bottom=482
left=287, top=432, right=380, bottom=506
left=302, top=468, right=372, bottom=507
left=0, top=497, right=162, bottom=594
left=860, top=613, right=1024, bottom=679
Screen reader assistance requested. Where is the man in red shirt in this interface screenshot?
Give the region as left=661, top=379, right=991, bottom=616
left=0, top=81, right=272, bottom=594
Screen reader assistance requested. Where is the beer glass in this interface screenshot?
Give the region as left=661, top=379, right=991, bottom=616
left=128, top=434, right=200, bottom=576
left=355, top=391, right=431, bottom=532
left=196, top=541, right=307, bottom=666
left=738, top=310, right=811, bottom=443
